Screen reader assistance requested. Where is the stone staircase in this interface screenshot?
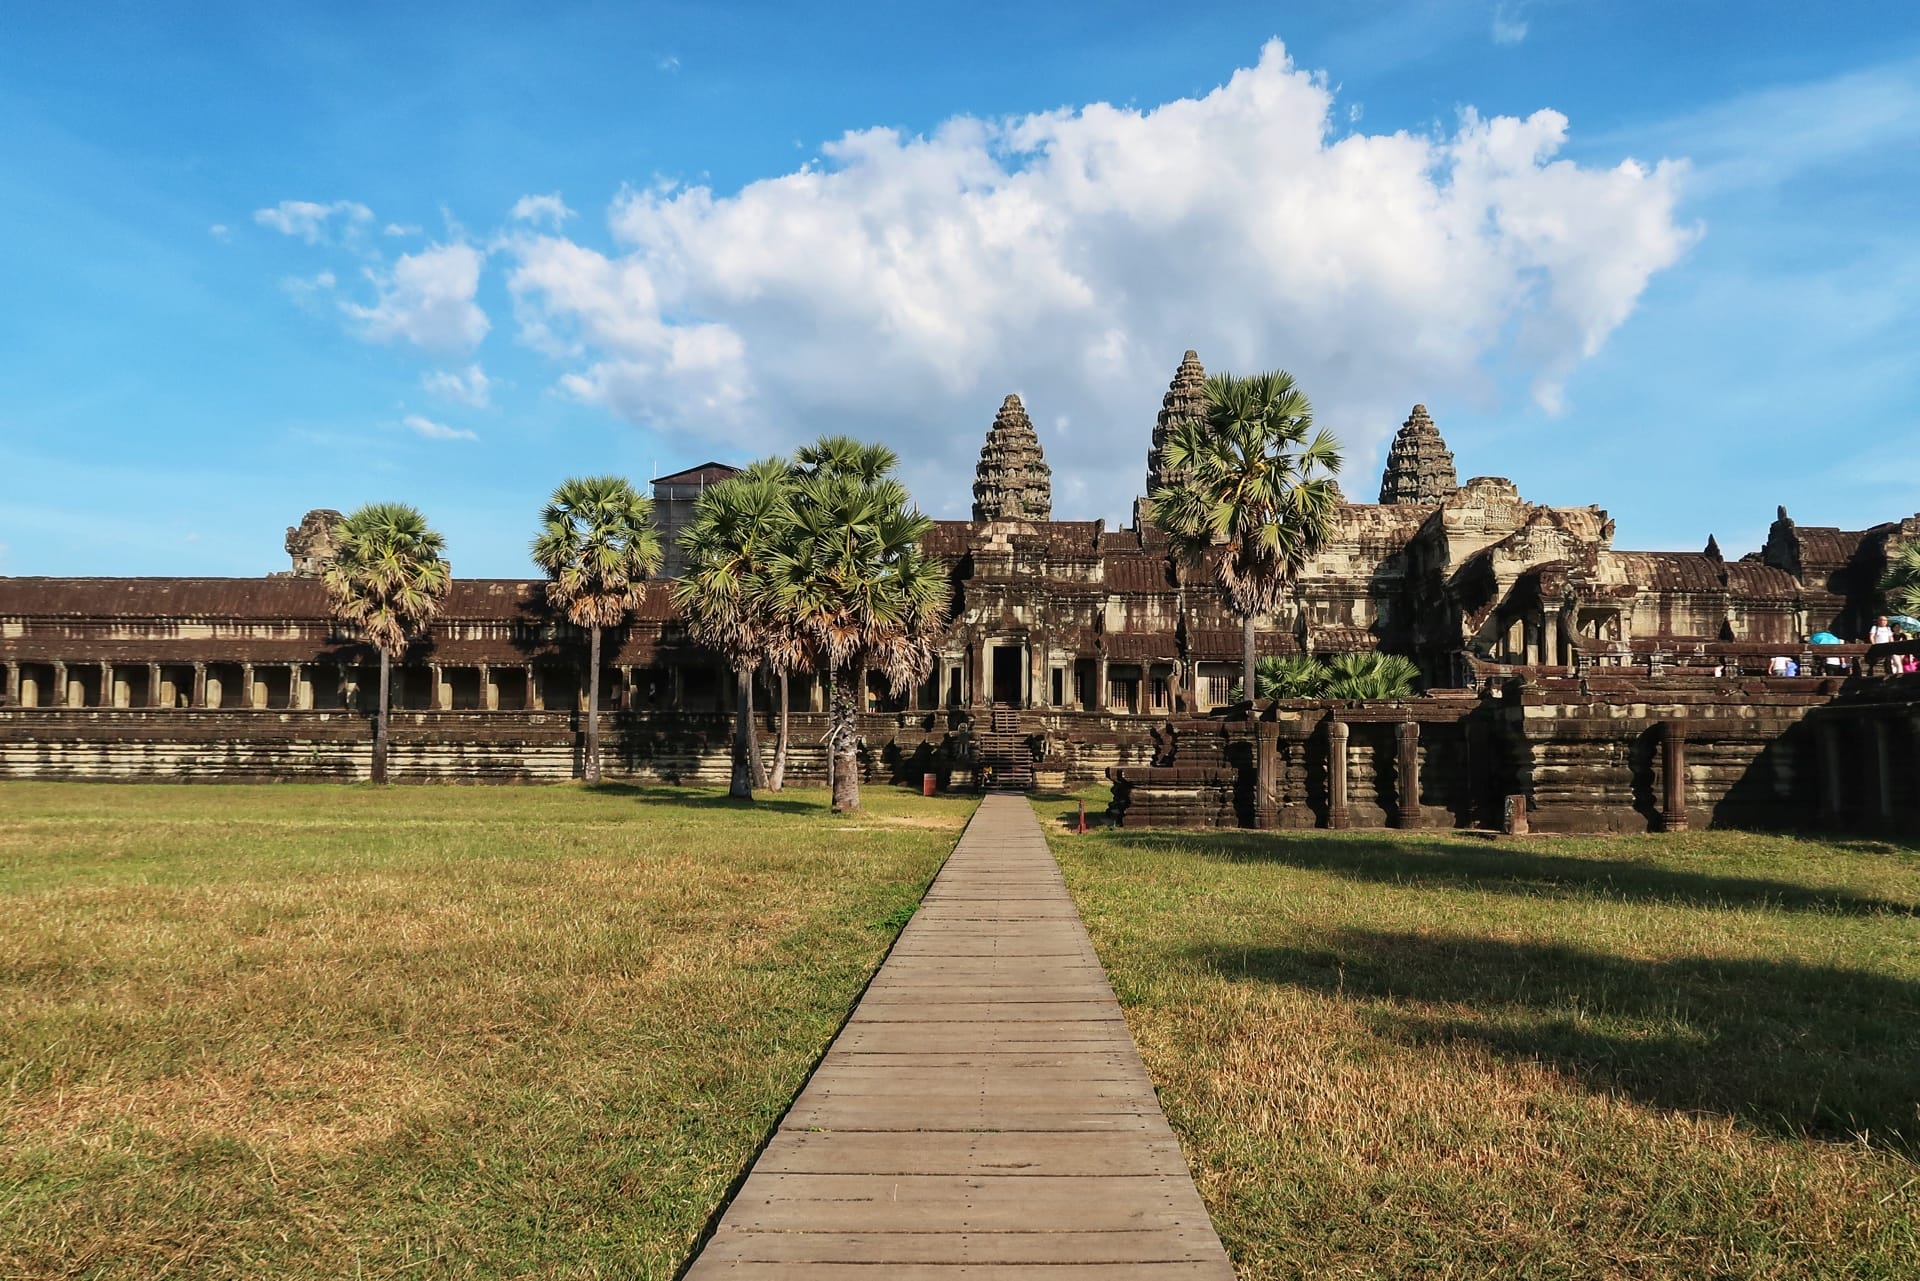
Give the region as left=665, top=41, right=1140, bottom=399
left=977, top=702, right=1034, bottom=792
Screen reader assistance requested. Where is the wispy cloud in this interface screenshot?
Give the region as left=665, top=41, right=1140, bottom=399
left=1491, top=7, right=1528, bottom=45
left=421, top=363, right=493, bottom=408
left=509, top=193, right=574, bottom=229
left=403, top=413, right=478, bottom=441
left=254, top=199, right=375, bottom=245
left=343, top=242, right=490, bottom=351
left=208, top=223, right=230, bottom=241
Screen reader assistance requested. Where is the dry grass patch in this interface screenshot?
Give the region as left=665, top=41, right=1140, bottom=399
left=1049, top=817, right=1919, bottom=1279
left=1, top=781, right=973, bottom=1279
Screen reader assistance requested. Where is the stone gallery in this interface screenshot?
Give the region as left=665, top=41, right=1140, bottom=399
left=3, top=350, right=1916, bottom=832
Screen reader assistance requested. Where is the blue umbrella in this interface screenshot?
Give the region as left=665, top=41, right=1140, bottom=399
left=1891, top=615, right=1920, bottom=631
left=1810, top=632, right=1841, bottom=645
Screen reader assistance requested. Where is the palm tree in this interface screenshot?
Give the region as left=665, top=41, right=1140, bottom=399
left=674, top=462, right=797, bottom=800
left=1151, top=370, right=1343, bottom=706
left=1320, top=652, right=1420, bottom=700
left=531, top=476, right=662, bottom=784
left=768, top=436, right=949, bottom=813
left=323, top=503, right=452, bottom=784
left=1883, top=540, right=1920, bottom=618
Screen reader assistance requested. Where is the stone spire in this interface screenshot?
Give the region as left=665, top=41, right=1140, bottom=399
left=1145, top=350, right=1207, bottom=500
left=972, top=394, right=1052, bottom=523
left=1377, top=404, right=1458, bottom=505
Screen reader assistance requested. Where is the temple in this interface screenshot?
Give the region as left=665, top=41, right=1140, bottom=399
left=3, top=350, right=1916, bottom=831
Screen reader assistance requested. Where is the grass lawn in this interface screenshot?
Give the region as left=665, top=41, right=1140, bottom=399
left=0, top=781, right=974, bottom=1280
left=1043, top=806, right=1920, bottom=1279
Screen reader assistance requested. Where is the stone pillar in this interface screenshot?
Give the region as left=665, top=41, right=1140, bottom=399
left=50, top=661, right=68, bottom=706
left=667, top=664, right=683, bottom=711
left=481, top=664, right=496, bottom=711
left=429, top=665, right=445, bottom=711
left=1871, top=719, right=1893, bottom=823
left=2, top=661, right=17, bottom=708
left=1395, top=719, right=1421, bottom=829
left=1661, top=720, right=1689, bottom=832
left=339, top=664, right=356, bottom=711
left=241, top=662, right=256, bottom=709
left=970, top=642, right=985, bottom=710
left=1097, top=654, right=1109, bottom=713
left=1815, top=718, right=1844, bottom=827
left=102, top=662, right=115, bottom=708
left=192, top=662, right=207, bottom=709
left=619, top=666, right=634, bottom=712
left=1327, top=718, right=1350, bottom=830
left=146, top=663, right=162, bottom=709
left=530, top=665, right=545, bottom=712
left=291, top=664, right=308, bottom=710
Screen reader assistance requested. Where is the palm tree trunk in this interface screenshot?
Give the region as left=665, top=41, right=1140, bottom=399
left=771, top=669, right=789, bottom=791
left=729, top=666, right=754, bottom=800
left=584, top=625, right=603, bottom=784
left=830, top=663, right=859, bottom=813
left=1242, top=612, right=1257, bottom=711
left=373, top=648, right=390, bottom=784
left=746, top=664, right=770, bottom=790
left=822, top=666, right=835, bottom=796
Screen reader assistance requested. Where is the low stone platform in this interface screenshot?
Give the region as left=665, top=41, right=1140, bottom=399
left=684, top=793, right=1235, bottom=1279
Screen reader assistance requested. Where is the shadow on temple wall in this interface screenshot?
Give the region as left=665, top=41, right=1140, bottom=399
left=1191, top=928, right=1919, bottom=1154
left=1108, top=829, right=1918, bottom=917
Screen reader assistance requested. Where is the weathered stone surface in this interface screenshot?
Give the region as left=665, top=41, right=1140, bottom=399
left=1378, top=404, right=1458, bottom=505
left=972, top=394, right=1052, bottom=523
left=281, top=509, right=343, bottom=578
left=1144, top=349, right=1206, bottom=504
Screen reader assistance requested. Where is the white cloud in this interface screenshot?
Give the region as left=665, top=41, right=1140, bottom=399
left=209, top=223, right=230, bottom=240
left=498, top=39, right=1690, bottom=517
left=422, top=363, right=493, bottom=408
left=384, top=222, right=421, bottom=237
left=510, top=193, right=576, bottom=230
left=403, top=413, right=478, bottom=441
left=254, top=199, right=375, bottom=245
left=343, top=242, right=490, bottom=351
left=1492, top=14, right=1528, bottom=44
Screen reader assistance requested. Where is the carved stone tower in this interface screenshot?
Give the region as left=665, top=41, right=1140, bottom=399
left=282, top=509, right=345, bottom=578
left=972, top=394, right=1052, bottom=523
left=1377, top=404, right=1458, bottom=505
left=1145, top=350, right=1207, bottom=500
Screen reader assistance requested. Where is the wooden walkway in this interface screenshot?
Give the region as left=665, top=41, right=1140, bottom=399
left=684, top=793, right=1236, bottom=1279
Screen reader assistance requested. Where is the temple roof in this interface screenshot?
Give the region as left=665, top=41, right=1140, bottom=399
left=1378, top=404, right=1459, bottom=505
left=650, top=461, right=740, bottom=488
left=1144, top=349, right=1206, bottom=501
left=971, top=394, right=1052, bottom=523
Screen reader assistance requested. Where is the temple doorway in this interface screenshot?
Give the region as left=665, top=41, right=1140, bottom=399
left=991, top=645, right=1023, bottom=706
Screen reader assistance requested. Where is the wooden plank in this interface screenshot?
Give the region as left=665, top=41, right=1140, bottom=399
left=680, top=794, right=1235, bottom=1279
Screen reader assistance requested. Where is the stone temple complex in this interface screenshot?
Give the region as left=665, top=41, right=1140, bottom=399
left=3, top=349, right=1916, bottom=832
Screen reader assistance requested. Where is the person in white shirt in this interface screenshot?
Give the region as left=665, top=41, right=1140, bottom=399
left=1868, top=615, right=1897, bottom=674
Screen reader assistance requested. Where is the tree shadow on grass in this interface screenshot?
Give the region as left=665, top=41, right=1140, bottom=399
left=1195, top=929, right=1920, bottom=1155
left=582, top=783, right=820, bottom=815
left=1111, top=830, right=1918, bottom=918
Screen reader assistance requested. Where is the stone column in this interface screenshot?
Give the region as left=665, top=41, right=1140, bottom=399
left=427, top=665, right=442, bottom=711
left=970, top=642, right=985, bottom=710
left=192, top=662, right=207, bottom=709
left=1815, top=718, right=1844, bottom=827
left=1871, top=719, right=1893, bottom=823
left=530, top=665, right=545, bottom=712
left=1097, top=654, right=1110, bottom=713
left=50, top=661, right=68, bottom=706
left=2, top=661, right=18, bottom=708
left=667, top=664, right=683, bottom=711
left=1327, top=717, right=1350, bottom=830
left=291, top=664, right=308, bottom=710
left=146, top=663, right=162, bottom=709
left=1661, top=720, right=1689, bottom=832
left=102, top=662, right=115, bottom=708
left=339, top=664, right=355, bottom=711
left=480, top=664, right=496, bottom=710
left=241, top=662, right=256, bottom=709
left=1395, top=719, right=1421, bottom=829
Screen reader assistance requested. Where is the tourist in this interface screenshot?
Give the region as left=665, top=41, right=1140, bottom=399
left=1868, top=614, right=1897, bottom=674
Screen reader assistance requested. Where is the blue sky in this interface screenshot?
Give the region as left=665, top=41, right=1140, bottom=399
left=1, top=1, right=1914, bottom=578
